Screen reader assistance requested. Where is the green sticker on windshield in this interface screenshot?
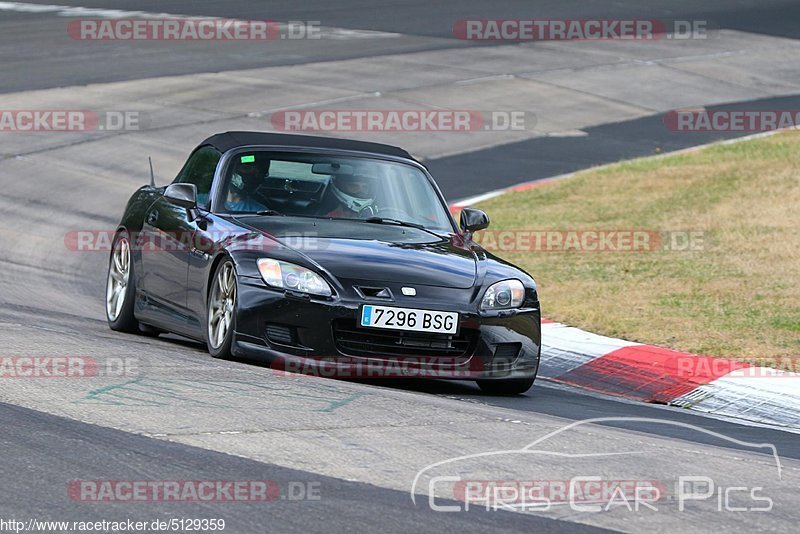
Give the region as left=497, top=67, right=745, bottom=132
left=240, top=155, right=255, bottom=163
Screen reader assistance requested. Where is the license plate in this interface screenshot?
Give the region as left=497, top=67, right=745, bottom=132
left=360, top=305, right=459, bottom=334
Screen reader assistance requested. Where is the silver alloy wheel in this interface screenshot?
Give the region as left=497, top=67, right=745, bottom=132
left=106, top=236, right=130, bottom=321
left=208, top=262, right=236, bottom=349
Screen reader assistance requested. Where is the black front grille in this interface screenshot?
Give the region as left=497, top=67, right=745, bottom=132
left=333, top=319, right=478, bottom=358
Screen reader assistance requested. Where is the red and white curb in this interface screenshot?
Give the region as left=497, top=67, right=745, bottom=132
left=448, top=129, right=800, bottom=431
left=539, top=321, right=800, bottom=431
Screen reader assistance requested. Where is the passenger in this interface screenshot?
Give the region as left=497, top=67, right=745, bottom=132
left=226, top=157, right=268, bottom=212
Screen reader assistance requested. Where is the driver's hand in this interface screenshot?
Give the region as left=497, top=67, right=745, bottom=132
left=358, top=205, right=377, bottom=218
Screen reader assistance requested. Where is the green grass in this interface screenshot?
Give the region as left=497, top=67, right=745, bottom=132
left=474, top=131, right=800, bottom=363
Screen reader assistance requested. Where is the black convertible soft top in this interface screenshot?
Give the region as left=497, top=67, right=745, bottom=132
left=201, top=131, right=414, bottom=160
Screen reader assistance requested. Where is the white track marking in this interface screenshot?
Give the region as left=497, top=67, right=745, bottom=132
left=0, top=1, right=402, bottom=39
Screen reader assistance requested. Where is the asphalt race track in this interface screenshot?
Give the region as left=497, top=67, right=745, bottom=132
left=1, top=1, right=799, bottom=532
left=4, top=0, right=800, bottom=93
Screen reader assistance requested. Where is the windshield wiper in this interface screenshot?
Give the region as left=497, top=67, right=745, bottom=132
left=232, top=209, right=283, bottom=217
left=364, top=217, right=425, bottom=230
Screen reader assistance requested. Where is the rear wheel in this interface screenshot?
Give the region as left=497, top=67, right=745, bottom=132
left=476, top=377, right=535, bottom=395
left=207, top=259, right=237, bottom=359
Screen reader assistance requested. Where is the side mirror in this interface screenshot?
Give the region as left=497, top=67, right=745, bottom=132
left=164, top=183, right=197, bottom=210
left=460, top=208, right=490, bottom=233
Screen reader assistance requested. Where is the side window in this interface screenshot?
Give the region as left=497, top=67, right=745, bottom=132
left=174, top=146, right=221, bottom=208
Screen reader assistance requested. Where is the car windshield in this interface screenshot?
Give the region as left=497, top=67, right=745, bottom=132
left=219, top=151, right=454, bottom=232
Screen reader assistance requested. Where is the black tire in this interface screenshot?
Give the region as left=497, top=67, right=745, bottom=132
left=106, top=232, right=139, bottom=333
left=206, top=258, right=237, bottom=359
left=476, top=377, right=536, bottom=395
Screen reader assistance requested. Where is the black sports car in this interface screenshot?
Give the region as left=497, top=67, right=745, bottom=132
left=106, top=132, right=541, bottom=394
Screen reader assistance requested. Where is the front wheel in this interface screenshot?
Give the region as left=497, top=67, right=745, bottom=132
left=106, top=232, right=138, bottom=333
left=476, top=377, right=535, bottom=395
left=207, top=259, right=237, bottom=359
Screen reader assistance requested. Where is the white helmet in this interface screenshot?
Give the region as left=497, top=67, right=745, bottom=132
left=331, top=174, right=375, bottom=213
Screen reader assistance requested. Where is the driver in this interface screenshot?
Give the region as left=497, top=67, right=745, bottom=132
left=326, top=173, right=376, bottom=218
left=226, top=156, right=269, bottom=212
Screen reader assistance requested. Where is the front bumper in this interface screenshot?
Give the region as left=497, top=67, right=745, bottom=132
left=231, top=275, right=541, bottom=381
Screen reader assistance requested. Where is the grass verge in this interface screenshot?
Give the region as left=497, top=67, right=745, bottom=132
left=475, top=131, right=800, bottom=362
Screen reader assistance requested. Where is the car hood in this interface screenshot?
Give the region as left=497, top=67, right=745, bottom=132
left=302, top=237, right=478, bottom=289
left=240, top=217, right=478, bottom=289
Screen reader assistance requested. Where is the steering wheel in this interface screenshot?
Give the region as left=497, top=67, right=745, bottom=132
left=360, top=206, right=413, bottom=221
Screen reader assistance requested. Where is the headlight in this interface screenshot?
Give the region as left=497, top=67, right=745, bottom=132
left=481, top=279, right=525, bottom=310
left=257, top=259, right=332, bottom=297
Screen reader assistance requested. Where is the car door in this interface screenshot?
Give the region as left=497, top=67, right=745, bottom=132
left=139, top=146, right=221, bottom=333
